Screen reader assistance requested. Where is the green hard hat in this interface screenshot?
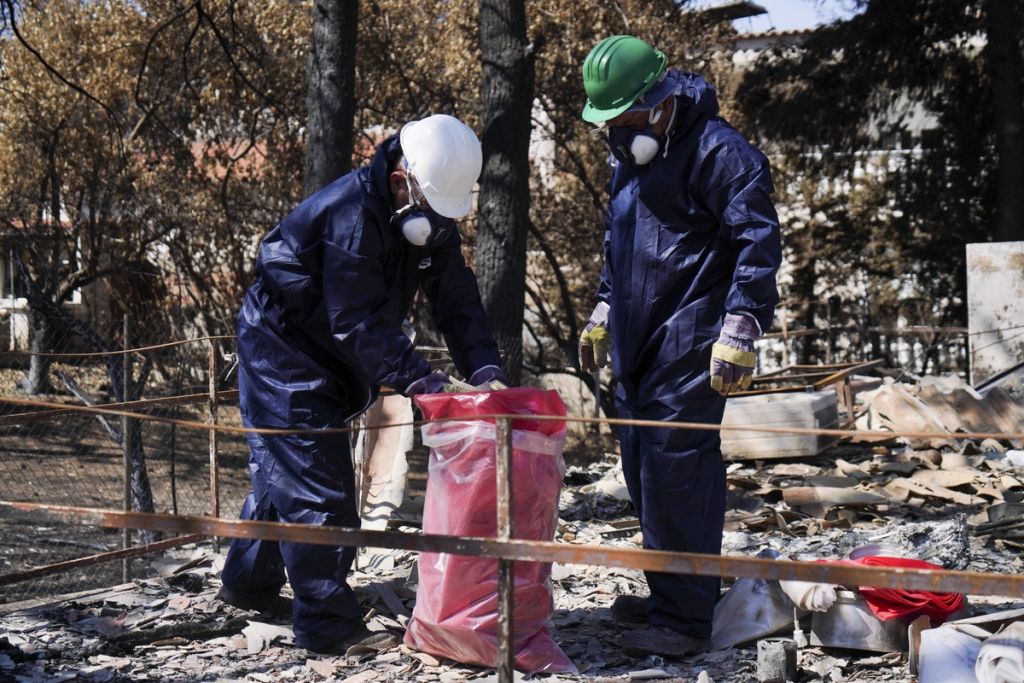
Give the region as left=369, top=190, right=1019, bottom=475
left=581, top=35, right=667, bottom=123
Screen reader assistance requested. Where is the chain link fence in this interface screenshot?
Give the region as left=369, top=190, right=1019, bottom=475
left=0, top=318, right=251, bottom=606
left=756, top=297, right=970, bottom=377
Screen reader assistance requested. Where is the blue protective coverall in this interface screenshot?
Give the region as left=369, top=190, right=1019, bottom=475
left=598, top=71, right=781, bottom=638
left=221, top=134, right=501, bottom=651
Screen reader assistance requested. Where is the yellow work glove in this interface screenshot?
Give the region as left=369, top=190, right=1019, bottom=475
left=579, top=302, right=611, bottom=373
left=579, top=323, right=610, bottom=373
left=709, top=313, right=759, bottom=396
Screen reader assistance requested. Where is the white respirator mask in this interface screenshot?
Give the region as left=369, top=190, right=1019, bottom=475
left=607, top=99, right=678, bottom=169
left=392, top=169, right=450, bottom=247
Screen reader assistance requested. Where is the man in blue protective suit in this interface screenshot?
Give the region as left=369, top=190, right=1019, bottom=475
left=217, top=114, right=507, bottom=654
left=577, top=35, right=782, bottom=658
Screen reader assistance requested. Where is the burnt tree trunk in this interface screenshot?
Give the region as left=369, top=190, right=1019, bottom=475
left=475, top=0, right=534, bottom=384
left=789, top=226, right=818, bottom=365
left=126, top=419, right=156, bottom=540
left=984, top=0, right=1024, bottom=242
left=303, top=0, right=359, bottom=196
left=115, top=350, right=158, bottom=544
left=21, top=311, right=53, bottom=395
left=59, top=359, right=158, bottom=544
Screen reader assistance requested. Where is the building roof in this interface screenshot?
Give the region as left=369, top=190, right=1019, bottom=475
left=687, top=1, right=767, bottom=22
left=734, top=27, right=816, bottom=51
left=736, top=28, right=816, bottom=41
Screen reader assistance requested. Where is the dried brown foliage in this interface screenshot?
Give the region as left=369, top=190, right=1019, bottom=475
left=1, top=0, right=734, bottom=387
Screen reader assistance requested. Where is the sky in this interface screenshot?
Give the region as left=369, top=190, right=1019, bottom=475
left=729, top=0, right=862, bottom=34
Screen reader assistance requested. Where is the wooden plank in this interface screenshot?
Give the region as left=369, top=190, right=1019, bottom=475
left=372, top=583, right=411, bottom=618
left=0, top=583, right=137, bottom=615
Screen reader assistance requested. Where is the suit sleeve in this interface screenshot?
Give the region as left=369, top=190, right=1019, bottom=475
left=321, top=212, right=431, bottom=392
left=420, top=227, right=502, bottom=378
left=704, top=160, right=782, bottom=333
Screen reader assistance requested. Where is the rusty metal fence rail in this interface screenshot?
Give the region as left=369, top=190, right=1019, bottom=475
left=2, top=394, right=1023, bottom=600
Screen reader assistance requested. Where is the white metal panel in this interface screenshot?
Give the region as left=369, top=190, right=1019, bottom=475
left=967, top=241, right=1024, bottom=386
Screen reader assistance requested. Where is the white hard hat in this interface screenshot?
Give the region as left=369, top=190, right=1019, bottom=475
left=399, top=114, right=482, bottom=219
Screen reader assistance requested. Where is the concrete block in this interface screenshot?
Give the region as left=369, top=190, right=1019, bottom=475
left=721, top=391, right=839, bottom=460
left=756, top=638, right=797, bottom=683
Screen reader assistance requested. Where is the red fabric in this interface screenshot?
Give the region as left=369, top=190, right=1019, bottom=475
left=404, top=388, right=575, bottom=674
left=823, top=556, right=965, bottom=624
left=411, top=387, right=569, bottom=436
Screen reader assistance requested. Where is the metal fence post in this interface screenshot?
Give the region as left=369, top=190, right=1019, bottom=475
left=495, top=416, right=515, bottom=681
left=592, top=370, right=601, bottom=456
left=122, top=314, right=131, bottom=583
left=208, top=340, right=220, bottom=553
left=7, top=250, right=14, bottom=351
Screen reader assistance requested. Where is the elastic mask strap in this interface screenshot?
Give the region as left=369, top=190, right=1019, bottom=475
left=392, top=160, right=418, bottom=220
left=393, top=202, right=416, bottom=220
left=432, top=220, right=452, bottom=246
left=404, top=170, right=418, bottom=207
left=661, top=98, right=679, bottom=159
left=403, top=159, right=429, bottom=210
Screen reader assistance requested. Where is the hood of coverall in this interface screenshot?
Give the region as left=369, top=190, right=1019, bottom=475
left=605, top=70, right=720, bottom=171
left=665, top=70, right=720, bottom=141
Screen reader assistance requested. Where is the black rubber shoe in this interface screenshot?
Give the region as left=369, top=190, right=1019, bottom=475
left=621, top=626, right=712, bottom=658
left=611, top=594, right=652, bottom=626
left=305, top=624, right=397, bottom=657
left=215, top=585, right=293, bottom=616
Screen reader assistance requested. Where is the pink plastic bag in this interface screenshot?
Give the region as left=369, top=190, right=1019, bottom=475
left=404, top=388, right=576, bottom=673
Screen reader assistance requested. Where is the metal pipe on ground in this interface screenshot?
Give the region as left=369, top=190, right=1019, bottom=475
left=0, top=535, right=204, bottom=586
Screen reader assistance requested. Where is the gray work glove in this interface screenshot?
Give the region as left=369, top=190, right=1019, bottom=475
left=710, top=313, right=759, bottom=396
left=404, top=370, right=454, bottom=396
left=469, top=365, right=509, bottom=390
